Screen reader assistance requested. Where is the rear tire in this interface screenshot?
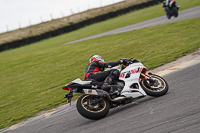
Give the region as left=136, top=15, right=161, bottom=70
left=76, top=95, right=110, bottom=120
left=140, top=74, right=169, bottom=97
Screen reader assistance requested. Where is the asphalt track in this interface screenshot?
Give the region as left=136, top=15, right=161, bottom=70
left=64, top=5, right=200, bottom=45
left=1, top=6, right=200, bottom=133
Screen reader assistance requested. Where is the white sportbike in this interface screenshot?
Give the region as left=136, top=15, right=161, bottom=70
left=63, top=58, right=169, bottom=120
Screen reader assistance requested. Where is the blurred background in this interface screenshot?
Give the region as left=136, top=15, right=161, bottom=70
left=0, top=0, right=123, bottom=33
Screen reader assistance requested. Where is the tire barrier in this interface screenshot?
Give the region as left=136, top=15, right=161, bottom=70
left=0, top=0, right=163, bottom=52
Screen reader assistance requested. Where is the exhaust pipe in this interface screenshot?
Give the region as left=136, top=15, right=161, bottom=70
left=83, top=88, right=133, bottom=102
left=105, top=93, right=133, bottom=102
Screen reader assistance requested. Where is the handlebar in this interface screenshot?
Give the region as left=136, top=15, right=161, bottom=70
left=120, top=58, right=139, bottom=66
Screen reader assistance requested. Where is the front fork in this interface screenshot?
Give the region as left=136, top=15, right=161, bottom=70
left=140, top=73, right=155, bottom=86
left=140, top=73, right=151, bottom=79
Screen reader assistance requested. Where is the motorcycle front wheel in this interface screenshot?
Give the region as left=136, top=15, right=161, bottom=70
left=140, top=74, right=169, bottom=97
left=76, top=94, right=110, bottom=120
left=173, top=7, right=178, bottom=17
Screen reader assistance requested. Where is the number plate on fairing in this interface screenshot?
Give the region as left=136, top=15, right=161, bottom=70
left=83, top=89, right=98, bottom=95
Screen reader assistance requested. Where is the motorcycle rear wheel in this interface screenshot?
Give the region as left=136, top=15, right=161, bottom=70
left=76, top=94, right=110, bottom=120
left=140, top=74, right=169, bottom=97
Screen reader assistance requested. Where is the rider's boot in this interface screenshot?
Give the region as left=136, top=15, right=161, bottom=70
left=101, top=77, right=118, bottom=91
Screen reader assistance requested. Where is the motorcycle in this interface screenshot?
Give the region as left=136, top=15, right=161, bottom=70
left=163, top=0, right=179, bottom=19
left=63, top=58, right=169, bottom=120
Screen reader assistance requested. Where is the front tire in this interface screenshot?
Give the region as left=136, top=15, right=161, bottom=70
left=140, top=74, right=169, bottom=97
left=76, top=95, right=110, bottom=120
left=173, top=7, right=178, bottom=17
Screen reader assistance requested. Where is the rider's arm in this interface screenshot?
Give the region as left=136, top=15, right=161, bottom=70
left=163, top=0, right=166, bottom=7
left=104, top=61, right=122, bottom=68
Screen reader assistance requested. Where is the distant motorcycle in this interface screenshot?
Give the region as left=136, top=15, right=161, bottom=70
left=63, top=58, right=169, bottom=120
left=163, top=0, right=179, bottom=19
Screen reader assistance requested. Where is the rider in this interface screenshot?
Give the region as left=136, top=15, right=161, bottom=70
left=163, top=0, right=178, bottom=19
left=84, top=55, right=125, bottom=91
left=163, top=0, right=174, bottom=8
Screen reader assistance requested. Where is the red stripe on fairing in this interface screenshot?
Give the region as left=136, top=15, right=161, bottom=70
left=120, top=73, right=125, bottom=78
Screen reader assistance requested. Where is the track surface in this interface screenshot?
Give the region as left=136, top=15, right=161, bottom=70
left=2, top=6, right=200, bottom=133
left=64, top=6, right=200, bottom=45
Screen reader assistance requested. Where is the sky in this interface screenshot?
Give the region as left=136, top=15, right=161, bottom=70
left=0, top=0, right=123, bottom=33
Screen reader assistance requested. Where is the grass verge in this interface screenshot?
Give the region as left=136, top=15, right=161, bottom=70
left=0, top=16, right=200, bottom=129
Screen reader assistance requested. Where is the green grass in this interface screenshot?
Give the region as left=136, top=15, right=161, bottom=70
left=0, top=0, right=200, bottom=129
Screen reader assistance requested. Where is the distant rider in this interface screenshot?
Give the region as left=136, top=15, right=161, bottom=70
left=84, top=55, right=125, bottom=91
left=163, top=0, right=175, bottom=8
left=163, top=0, right=178, bottom=19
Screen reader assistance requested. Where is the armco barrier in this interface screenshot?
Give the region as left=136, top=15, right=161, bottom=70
left=0, top=0, right=163, bottom=52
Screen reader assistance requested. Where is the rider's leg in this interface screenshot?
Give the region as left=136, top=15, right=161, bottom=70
left=164, top=7, right=171, bottom=19
left=88, top=71, right=110, bottom=81
left=87, top=69, right=120, bottom=91
left=101, top=69, right=120, bottom=91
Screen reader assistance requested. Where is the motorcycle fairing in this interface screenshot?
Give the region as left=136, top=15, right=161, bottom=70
left=65, top=78, right=92, bottom=86
left=119, top=62, right=147, bottom=98
left=63, top=78, right=93, bottom=92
